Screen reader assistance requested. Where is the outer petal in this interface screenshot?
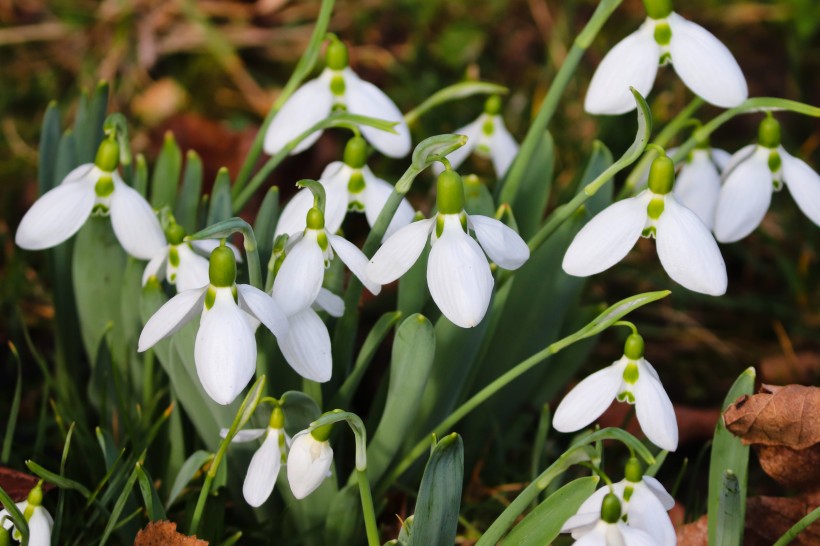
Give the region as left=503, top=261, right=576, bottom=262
left=328, top=234, right=381, bottom=295
left=110, top=176, right=166, bottom=260
left=426, top=216, right=493, bottom=328
left=275, top=188, right=316, bottom=237
left=287, top=432, right=334, bottom=499
left=642, top=476, right=676, bottom=510
left=15, top=166, right=96, bottom=250
left=656, top=195, right=727, bottom=296
left=489, top=116, right=519, bottom=178
left=431, top=117, right=482, bottom=176
left=27, top=506, right=54, bottom=546
left=323, top=177, right=352, bottom=234
left=470, top=215, right=529, bottom=270
left=223, top=428, right=267, bottom=443
left=553, top=363, right=624, bottom=432
left=138, top=287, right=207, bottom=351
left=668, top=13, right=748, bottom=108
left=263, top=75, right=334, bottom=156
left=272, top=235, right=325, bottom=316
left=673, top=151, right=721, bottom=229
left=634, top=359, right=678, bottom=451
left=711, top=148, right=732, bottom=171
left=367, top=218, right=434, bottom=283
left=361, top=169, right=415, bottom=239
left=174, top=245, right=211, bottom=292
left=561, top=510, right=600, bottom=535
left=142, top=248, right=168, bottom=286
left=195, top=290, right=257, bottom=405
left=714, top=150, right=772, bottom=243
left=562, top=194, right=648, bottom=276
left=344, top=68, right=411, bottom=158
left=781, top=149, right=820, bottom=227
left=237, top=284, right=289, bottom=339
left=626, top=484, right=676, bottom=546
left=243, top=430, right=282, bottom=507
left=618, top=524, right=657, bottom=546
left=314, top=288, right=344, bottom=317
left=584, top=23, right=659, bottom=115
left=279, top=307, right=332, bottom=382
left=719, top=144, right=756, bottom=178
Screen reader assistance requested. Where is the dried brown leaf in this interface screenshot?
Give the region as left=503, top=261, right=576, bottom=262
left=756, top=444, right=820, bottom=489
left=0, top=467, right=54, bottom=502
left=675, top=514, right=708, bottom=546
left=134, top=521, right=208, bottom=546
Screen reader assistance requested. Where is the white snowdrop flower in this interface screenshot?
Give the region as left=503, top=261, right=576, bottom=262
left=563, top=153, right=727, bottom=296
left=585, top=0, right=747, bottom=115
left=287, top=426, right=334, bottom=500
left=671, top=145, right=731, bottom=231
left=0, top=483, right=53, bottom=546
left=263, top=39, right=411, bottom=158
left=15, top=138, right=165, bottom=260
left=367, top=169, right=530, bottom=328
left=275, top=137, right=414, bottom=240
left=432, top=96, right=519, bottom=179
left=715, top=116, right=820, bottom=243
left=553, top=333, right=678, bottom=452
left=138, top=246, right=288, bottom=405
left=561, top=492, right=655, bottom=546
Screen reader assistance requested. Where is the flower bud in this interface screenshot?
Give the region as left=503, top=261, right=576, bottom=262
left=209, top=245, right=237, bottom=287
left=436, top=170, right=466, bottom=215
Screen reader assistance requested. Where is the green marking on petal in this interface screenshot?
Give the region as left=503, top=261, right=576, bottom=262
left=623, top=361, right=640, bottom=384
left=654, top=22, right=672, bottom=46
left=768, top=149, right=782, bottom=174
left=169, top=246, right=180, bottom=267
left=317, top=230, right=329, bottom=252
left=94, top=174, right=115, bottom=197
left=435, top=215, right=445, bottom=238
left=348, top=171, right=366, bottom=194
left=641, top=226, right=656, bottom=238
left=647, top=197, right=665, bottom=220
left=330, top=74, right=346, bottom=96
left=617, top=390, right=636, bottom=404
left=659, top=51, right=672, bottom=65
left=205, top=286, right=217, bottom=310
left=481, top=118, right=495, bottom=136
left=623, top=485, right=634, bottom=502
left=349, top=200, right=365, bottom=212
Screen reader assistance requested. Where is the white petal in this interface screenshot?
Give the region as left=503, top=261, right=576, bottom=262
left=344, top=68, right=411, bottom=158
left=138, top=287, right=207, bottom=351
left=470, top=215, right=529, bottom=270
left=272, top=234, right=325, bottom=316
left=714, top=149, right=772, bottom=243
left=275, top=188, right=316, bottom=238
left=324, top=177, right=351, bottom=234
left=562, top=194, right=648, bottom=276
left=618, top=524, right=657, bottom=546
left=237, top=284, right=289, bottom=339
left=642, top=476, right=676, bottom=510
left=225, top=428, right=267, bottom=442
left=264, top=75, right=334, bottom=156
left=561, top=510, right=600, bottom=535
left=656, top=195, right=727, bottom=296
left=781, top=150, right=820, bottom=227
left=361, top=168, right=415, bottom=239
left=243, top=430, right=282, bottom=507
left=314, top=288, right=344, bottom=317
left=668, top=13, right=748, bottom=108
left=27, top=506, right=53, bottom=546
left=711, top=148, right=732, bottom=171
left=673, top=151, right=721, bottom=229
left=426, top=215, right=493, bottom=328
left=15, top=166, right=96, bottom=250
left=626, top=485, right=676, bottom=546
left=634, top=359, right=678, bottom=451
left=142, top=248, right=168, bottom=286
left=431, top=117, right=482, bottom=176
left=110, top=176, right=166, bottom=260
left=279, top=307, right=332, bottom=382
left=489, top=116, right=519, bottom=178
left=719, top=144, right=756, bottom=178
left=553, top=363, right=624, bottom=432
left=574, top=529, right=609, bottom=546
left=584, top=23, right=659, bottom=115
left=191, top=239, right=243, bottom=262
left=173, top=245, right=211, bottom=292
left=320, top=160, right=346, bottom=180
left=328, top=234, right=381, bottom=295
left=367, top=217, right=434, bottom=283
left=287, top=432, right=334, bottom=499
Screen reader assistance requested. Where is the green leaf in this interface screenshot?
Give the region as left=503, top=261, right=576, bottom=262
left=501, top=477, right=598, bottom=545
left=176, top=150, right=204, bottom=233
left=708, top=367, right=755, bottom=545
left=463, top=176, right=495, bottom=217
left=0, top=485, right=28, bottom=545
left=150, top=131, right=183, bottom=210
left=38, top=101, right=61, bottom=194
left=1, top=344, right=22, bottom=464
left=404, top=81, right=508, bottom=125
left=408, top=433, right=464, bottom=546
left=134, top=154, right=149, bottom=196
left=410, top=134, right=468, bottom=174
left=136, top=465, right=166, bottom=521
left=25, top=460, right=92, bottom=498
left=397, top=245, right=430, bottom=319
left=324, top=484, right=364, bottom=545
left=207, top=168, right=233, bottom=226
left=716, top=470, right=742, bottom=546
left=254, top=186, right=280, bottom=268
left=166, top=450, right=213, bottom=509
left=100, top=463, right=140, bottom=546
left=280, top=391, right=322, bottom=436
left=499, top=131, right=554, bottom=239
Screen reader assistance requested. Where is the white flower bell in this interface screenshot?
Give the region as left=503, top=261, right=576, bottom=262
left=714, top=116, right=820, bottom=243
left=563, top=153, right=727, bottom=296
left=585, top=0, right=747, bottom=115
left=138, top=245, right=288, bottom=405
left=287, top=425, right=334, bottom=499
left=367, top=169, right=530, bottom=328
left=264, top=38, right=411, bottom=158
left=0, top=482, right=53, bottom=546
left=15, top=138, right=165, bottom=260
left=553, top=333, right=678, bottom=452
left=561, top=492, right=655, bottom=545
left=275, top=137, right=414, bottom=240
left=671, top=144, right=731, bottom=231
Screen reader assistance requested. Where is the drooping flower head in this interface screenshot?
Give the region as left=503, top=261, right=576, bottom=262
left=561, top=492, right=656, bottom=545
left=287, top=424, right=334, bottom=500
left=563, top=152, right=728, bottom=296
left=0, top=482, right=53, bottom=546
left=15, top=137, right=165, bottom=260
left=367, top=169, right=529, bottom=328
left=264, top=38, right=411, bottom=158
left=585, top=0, right=747, bottom=115
left=715, top=115, right=820, bottom=243
left=670, top=140, right=732, bottom=231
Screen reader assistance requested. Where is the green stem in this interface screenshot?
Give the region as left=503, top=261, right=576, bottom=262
left=773, top=505, right=820, bottom=546
left=357, top=469, right=381, bottom=546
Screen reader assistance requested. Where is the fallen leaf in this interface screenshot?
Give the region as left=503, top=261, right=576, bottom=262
left=134, top=521, right=208, bottom=546
left=676, top=514, right=707, bottom=546
left=0, top=467, right=54, bottom=502
left=756, top=444, right=820, bottom=489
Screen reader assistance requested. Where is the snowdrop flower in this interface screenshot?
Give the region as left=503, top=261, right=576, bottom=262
left=563, top=153, right=727, bottom=296
left=561, top=492, right=655, bottom=545
left=287, top=425, right=334, bottom=499
left=275, top=136, right=414, bottom=239
left=0, top=482, right=53, bottom=546
left=585, top=0, right=747, bottom=115
left=671, top=144, right=731, bottom=230
left=15, top=138, right=165, bottom=260
left=368, top=169, right=529, bottom=327
left=264, top=38, right=411, bottom=158
left=432, top=96, right=519, bottom=179
left=715, top=116, right=820, bottom=243
left=554, top=333, right=678, bottom=451
left=138, top=245, right=288, bottom=405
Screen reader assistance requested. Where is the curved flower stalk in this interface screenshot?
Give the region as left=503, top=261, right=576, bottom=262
left=287, top=424, right=334, bottom=499
left=367, top=169, right=529, bottom=328
left=432, top=95, right=519, bottom=179
left=585, top=0, right=747, bottom=115
left=264, top=38, right=411, bottom=159
left=138, top=245, right=288, bottom=405
left=0, top=482, right=52, bottom=546
left=553, top=333, right=678, bottom=452
left=561, top=492, right=655, bottom=545
left=15, top=138, right=165, bottom=260
left=275, top=137, right=414, bottom=240
left=715, top=116, right=820, bottom=243
left=563, top=153, right=727, bottom=296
